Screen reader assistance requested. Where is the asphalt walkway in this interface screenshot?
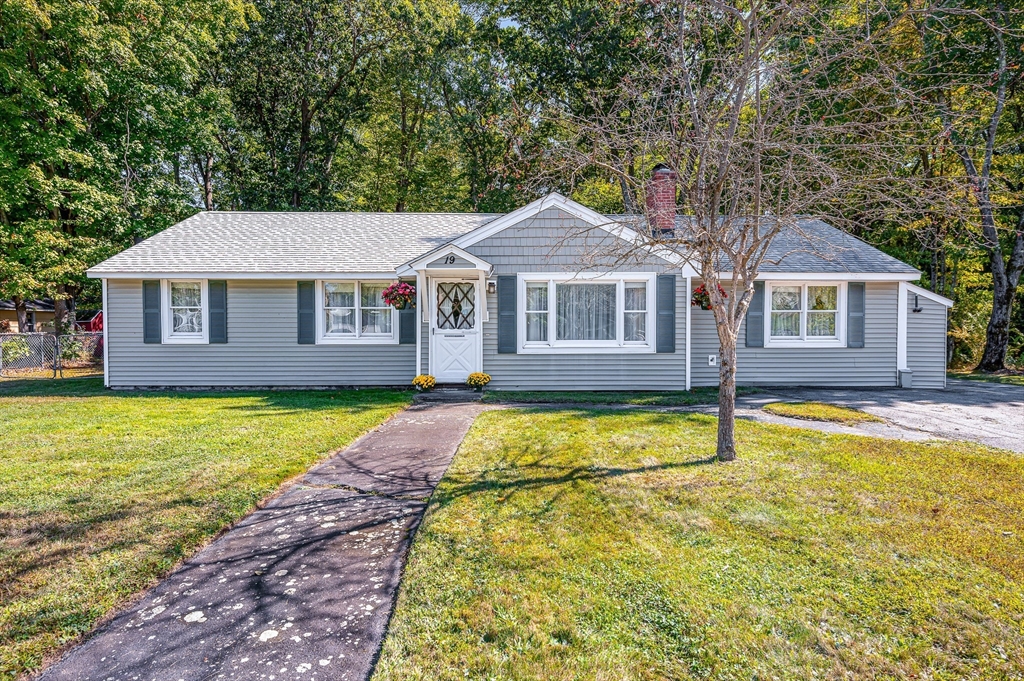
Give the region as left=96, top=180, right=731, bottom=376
left=38, top=398, right=488, bottom=681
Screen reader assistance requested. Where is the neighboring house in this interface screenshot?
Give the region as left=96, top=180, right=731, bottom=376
left=86, top=178, right=952, bottom=390
left=0, top=299, right=55, bottom=333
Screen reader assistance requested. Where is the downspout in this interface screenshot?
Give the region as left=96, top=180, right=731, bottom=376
left=897, top=281, right=909, bottom=386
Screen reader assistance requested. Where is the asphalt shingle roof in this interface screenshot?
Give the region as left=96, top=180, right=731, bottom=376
left=87, top=211, right=501, bottom=275
left=87, top=207, right=917, bottom=276
left=752, top=218, right=918, bottom=274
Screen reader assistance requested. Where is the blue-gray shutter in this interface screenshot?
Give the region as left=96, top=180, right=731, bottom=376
left=745, top=281, right=765, bottom=348
left=656, top=274, right=676, bottom=353
left=399, top=306, right=416, bottom=344
left=847, top=282, right=865, bottom=348
left=209, top=281, right=227, bottom=344
left=497, top=275, right=517, bottom=354
left=142, top=280, right=161, bottom=344
left=297, top=281, right=315, bottom=345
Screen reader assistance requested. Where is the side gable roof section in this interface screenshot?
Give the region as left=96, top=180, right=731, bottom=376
left=906, top=282, right=953, bottom=307
left=442, top=193, right=696, bottom=275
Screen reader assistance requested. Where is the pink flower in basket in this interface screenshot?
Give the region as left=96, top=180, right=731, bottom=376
left=383, top=282, right=417, bottom=309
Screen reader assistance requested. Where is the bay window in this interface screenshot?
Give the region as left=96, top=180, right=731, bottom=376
left=767, top=282, right=843, bottom=345
left=520, top=274, right=656, bottom=351
left=318, top=280, right=396, bottom=343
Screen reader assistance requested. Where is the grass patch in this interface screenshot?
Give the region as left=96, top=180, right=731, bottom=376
left=948, top=371, right=1024, bottom=387
left=375, top=408, right=1024, bottom=679
left=762, top=400, right=884, bottom=424
left=481, top=386, right=756, bottom=407
left=0, top=378, right=410, bottom=678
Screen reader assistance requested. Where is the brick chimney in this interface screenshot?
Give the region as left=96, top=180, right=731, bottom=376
left=645, top=164, right=678, bottom=236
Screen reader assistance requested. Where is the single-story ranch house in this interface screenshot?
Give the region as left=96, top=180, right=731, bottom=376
left=87, top=187, right=952, bottom=391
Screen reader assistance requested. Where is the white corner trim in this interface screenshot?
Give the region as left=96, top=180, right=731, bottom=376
left=396, top=243, right=493, bottom=276
left=415, top=271, right=424, bottom=376
left=897, top=281, right=909, bottom=371
left=685, top=275, right=691, bottom=391
left=101, top=278, right=109, bottom=388
left=905, top=282, right=953, bottom=307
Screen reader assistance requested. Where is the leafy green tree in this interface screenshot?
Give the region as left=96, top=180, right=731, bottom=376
left=0, top=0, right=251, bottom=331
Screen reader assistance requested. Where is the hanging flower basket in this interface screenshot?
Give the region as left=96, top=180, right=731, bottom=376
left=691, top=283, right=727, bottom=311
left=383, top=281, right=416, bottom=310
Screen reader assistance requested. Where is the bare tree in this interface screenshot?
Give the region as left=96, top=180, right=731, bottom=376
left=542, top=0, right=938, bottom=460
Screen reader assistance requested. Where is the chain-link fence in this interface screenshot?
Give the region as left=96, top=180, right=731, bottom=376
left=0, top=333, right=103, bottom=378
left=58, top=333, right=104, bottom=378
left=0, top=333, right=57, bottom=377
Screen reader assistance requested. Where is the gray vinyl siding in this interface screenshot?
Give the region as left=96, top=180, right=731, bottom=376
left=907, top=291, right=947, bottom=389
left=106, top=279, right=415, bottom=387
left=464, top=208, right=687, bottom=390
left=690, top=281, right=899, bottom=387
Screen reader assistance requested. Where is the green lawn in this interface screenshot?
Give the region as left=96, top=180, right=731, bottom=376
left=948, top=371, right=1024, bottom=387
left=762, top=400, right=884, bottom=424
left=481, top=386, right=756, bottom=407
left=375, top=407, right=1024, bottom=680
left=0, top=378, right=410, bottom=679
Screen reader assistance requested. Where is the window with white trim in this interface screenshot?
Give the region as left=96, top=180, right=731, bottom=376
left=520, top=274, right=655, bottom=351
left=319, top=280, right=396, bottom=343
left=162, top=279, right=208, bottom=344
left=767, top=282, right=843, bottom=344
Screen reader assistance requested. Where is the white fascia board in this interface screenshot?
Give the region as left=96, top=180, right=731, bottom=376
left=905, top=282, right=953, bottom=307
left=396, top=243, right=493, bottom=276
left=449, top=192, right=690, bottom=269
left=714, top=271, right=921, bottom=282
left=87, top=271, right=402, bottom=280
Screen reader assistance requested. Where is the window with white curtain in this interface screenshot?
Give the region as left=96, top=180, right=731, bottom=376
left=519, top=274, right=655, bottom=351
left=767, top=282, right=843, bottom=344
left=319, top=280, right=395, bottom=343
left=162, top=279, right=208, bottom=343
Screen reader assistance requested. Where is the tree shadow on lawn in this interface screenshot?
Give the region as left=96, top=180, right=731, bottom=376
left=0, top=376, right=412, bottom=414
left=432, top=407, right=722, bottom=508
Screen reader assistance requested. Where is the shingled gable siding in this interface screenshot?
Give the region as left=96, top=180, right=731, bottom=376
left=689, top=280, right=899, bottom=387
left=463, top=207, right=688, bottom=390
left=105, top=279, right=415, bottom=387
left=906, top=290, right=947, bottom=389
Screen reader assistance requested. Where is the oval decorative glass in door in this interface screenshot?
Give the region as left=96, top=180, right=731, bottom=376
left=436, top=282, right=476, bottom=330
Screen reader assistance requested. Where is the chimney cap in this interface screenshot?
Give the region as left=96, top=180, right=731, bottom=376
left=651, top=163, right=674, bottom=175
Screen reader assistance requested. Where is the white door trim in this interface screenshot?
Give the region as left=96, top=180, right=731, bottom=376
left=428, top=277, right=483, bottom=382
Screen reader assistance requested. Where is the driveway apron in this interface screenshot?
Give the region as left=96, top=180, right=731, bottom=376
left=37, top=399, right=487, bottom=681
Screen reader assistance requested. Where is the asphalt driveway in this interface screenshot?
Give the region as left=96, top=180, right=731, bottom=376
left=744, top=378, right=1023, bottom=453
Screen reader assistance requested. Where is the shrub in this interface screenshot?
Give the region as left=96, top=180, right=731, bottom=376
left=1, top=336, right=32, bottom=365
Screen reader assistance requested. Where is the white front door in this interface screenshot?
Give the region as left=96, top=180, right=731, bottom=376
left=430, top=279, right=482, bottom=383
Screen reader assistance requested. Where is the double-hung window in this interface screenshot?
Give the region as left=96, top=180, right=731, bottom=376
left=319, top=281, right=395, bottom=343
left=162, top=280, right=208, bottom=343
left=767, top=282, right=843, bottom=345
left=521, top=274, right=655, bottom=352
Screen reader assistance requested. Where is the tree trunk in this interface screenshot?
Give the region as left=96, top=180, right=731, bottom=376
left=977, top=281, right=1014, bottom=371
left=53, top=285, right=75, bottom=336
left=203, top=153, right=214, bottom=210
left=717, top=337, right=738, bottom=461
left=12, top=296, right=28, bottom=331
